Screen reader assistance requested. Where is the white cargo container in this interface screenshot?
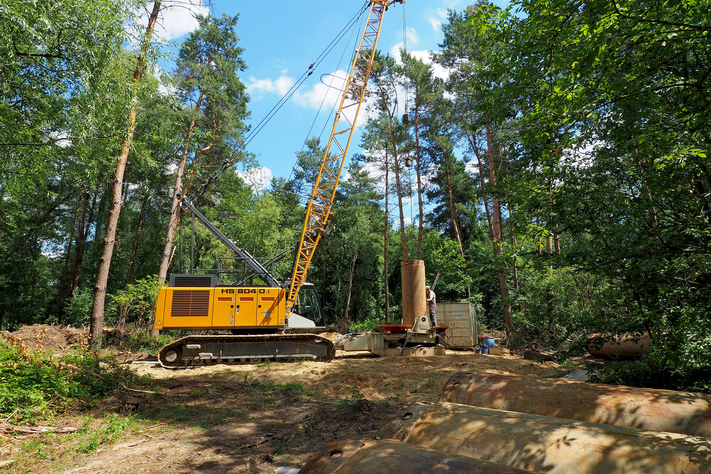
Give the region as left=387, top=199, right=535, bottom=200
left=438, top=302, right=477, bottom=349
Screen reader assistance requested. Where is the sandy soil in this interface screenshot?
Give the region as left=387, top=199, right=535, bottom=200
left=1, top=326, right=571, bottom=473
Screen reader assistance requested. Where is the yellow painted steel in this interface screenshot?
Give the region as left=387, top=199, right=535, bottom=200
left=286, top=0, right=400, bottom=317
left=155, top=286, right=285, bottom=330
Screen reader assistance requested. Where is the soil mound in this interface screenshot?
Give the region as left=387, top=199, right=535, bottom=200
left=2, top=324, right=89, bottom=352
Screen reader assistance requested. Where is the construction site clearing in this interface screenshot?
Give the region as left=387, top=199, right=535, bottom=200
left=2, top=324, right=710, bottom=474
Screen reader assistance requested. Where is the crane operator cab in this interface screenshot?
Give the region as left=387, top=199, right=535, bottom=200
left=290, top=282, right=324, bottom=329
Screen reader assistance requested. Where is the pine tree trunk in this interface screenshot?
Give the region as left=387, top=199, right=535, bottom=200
left=374, top=76, right=407, bottom=260
left=157, top=96, right=203, bottom=284
left=57, top=193, right=82, bottom=317
left=343, top=252, right=358, bottom=324
left=125, top=192, right=150, bottom=285
left=384, top=152, right=391, bottom=323
left=89, top=1, right=161, bottom=345
left=443, top=150, right=470, bottom=298
left=69, top=193, right=97, bottom=298
left=485, top=120, right=513, bottom=339
left=468, top=132, right=494, bottom=239
left=413, top=110, right=424, bottom=260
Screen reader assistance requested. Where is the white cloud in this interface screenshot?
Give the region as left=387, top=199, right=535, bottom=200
left=408, top=50, right=450, bottom=81
left=465, top=160, right=479, bottom=176
left=247, top=73, right=295, bottom=98
left=293, top=70, right=373, bottom=129
left=294, top=71, right=347, bottom=110
left=427, top=16, right=442, bottom=32
left=129, top=1, right=208, bottom=45
left=239, top=166, right=273, bottom=192
left=156, top=2, right=209, bottom=42
left=405, top=27, right=419, bottom=47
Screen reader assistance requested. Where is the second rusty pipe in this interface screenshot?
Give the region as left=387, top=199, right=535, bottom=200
left=439, top=372, right=711, bottom=437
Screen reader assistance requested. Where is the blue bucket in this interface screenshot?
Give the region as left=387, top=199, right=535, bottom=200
left=481, top=345, right=489, bottom=354
left=483, top=337, right=496, bottom=348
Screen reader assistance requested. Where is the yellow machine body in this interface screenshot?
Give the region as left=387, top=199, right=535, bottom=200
left=154, top=286, right=285, bottom=331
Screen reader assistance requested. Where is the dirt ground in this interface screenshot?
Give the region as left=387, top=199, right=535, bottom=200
left=1, top=326, right=575, bottom=473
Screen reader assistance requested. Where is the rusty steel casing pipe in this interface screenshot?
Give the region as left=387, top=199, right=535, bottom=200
left=401, top=259, right=426, bottom=327
left=439, top=372, right=711, bottom=437
left=299, top=438, right=538, bottom=474
left=393, top=402, right=711, bottom=474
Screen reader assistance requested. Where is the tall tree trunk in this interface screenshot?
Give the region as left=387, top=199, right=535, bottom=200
left=125, top=192, right=150, bottom=285
left=374, top=77, right=407, bottom=260
left=468, top=132, right=494, bottom=239
left=157, top=93, right=204, bottom=284
left=322, top=248, right=327, bottom=320
left=413, top=110, right=425, bottom=260
left=391, top=132, right=408, bottom=261
left=443, top=150, right=470, bottom=298
left=90, top=1, right=161, bottom=345
left=384, top=152, right=391, bottom=323
left=343, top=251, right=358, bottom=324
left=484, top=120, right=513, bottom=339
left=57, top=193, right=82, bottom=317
left=69, top=193, right=97, bottom=298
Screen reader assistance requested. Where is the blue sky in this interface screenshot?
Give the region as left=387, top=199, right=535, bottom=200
left=154, top=0, right=476, bottom=192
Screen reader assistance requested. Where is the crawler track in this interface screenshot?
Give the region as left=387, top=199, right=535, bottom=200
left=158, top=334, right=336, bottom=367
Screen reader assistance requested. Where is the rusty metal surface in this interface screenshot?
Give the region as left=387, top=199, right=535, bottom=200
left=398, top=402, right=711, bottom=474
left=439, top=372, right=711, bottom=437
left=401, top=259, right=426, bottom=327
left=587, top=333, right=652, bottom=359
left=300, top=438, right=539, bottom=473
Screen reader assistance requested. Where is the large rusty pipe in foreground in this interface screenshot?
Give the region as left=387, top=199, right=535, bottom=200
left=300, top=438, right=538, bottom=474
left=395, top=402, right=711, bottom=474
left=440, top=372, right=711, bottom=437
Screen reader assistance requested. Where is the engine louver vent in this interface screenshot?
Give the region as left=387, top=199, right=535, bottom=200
left=171, top=290, right=210, bottom=317
left=170, top=274, right=218, bottom=287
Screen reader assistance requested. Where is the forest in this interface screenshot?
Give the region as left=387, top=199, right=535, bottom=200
left=1, top=0, right=709, bottom=392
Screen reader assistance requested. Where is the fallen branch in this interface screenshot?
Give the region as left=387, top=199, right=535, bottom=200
left=0, top=422, right=77, bottom=435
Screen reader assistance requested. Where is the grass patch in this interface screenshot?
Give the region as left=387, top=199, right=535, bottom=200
left=336, top=386, right=368, bottom=411
left=6, top=413, right=145, bottom=473
left=0, top=342, right=152, bottom=425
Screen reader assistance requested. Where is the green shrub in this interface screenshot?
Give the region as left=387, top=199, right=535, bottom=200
left=102, top=327, right=178, bottom=353
left=109, top=275, right=162, bottom=329
left=348, top=315, right=385, bottom=333
left=62, top=288, right=94, bottom=327
left=0, top=342, right=151, bottom=424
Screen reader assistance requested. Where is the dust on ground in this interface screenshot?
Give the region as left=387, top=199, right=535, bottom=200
left=1, top=326, right=570, bottom=474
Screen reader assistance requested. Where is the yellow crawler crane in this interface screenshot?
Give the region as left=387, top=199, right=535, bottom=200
left=154, top=0, right=403, bottom=367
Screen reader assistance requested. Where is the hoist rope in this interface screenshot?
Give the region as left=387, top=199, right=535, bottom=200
left=192, top=2, right=370, bottom=204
